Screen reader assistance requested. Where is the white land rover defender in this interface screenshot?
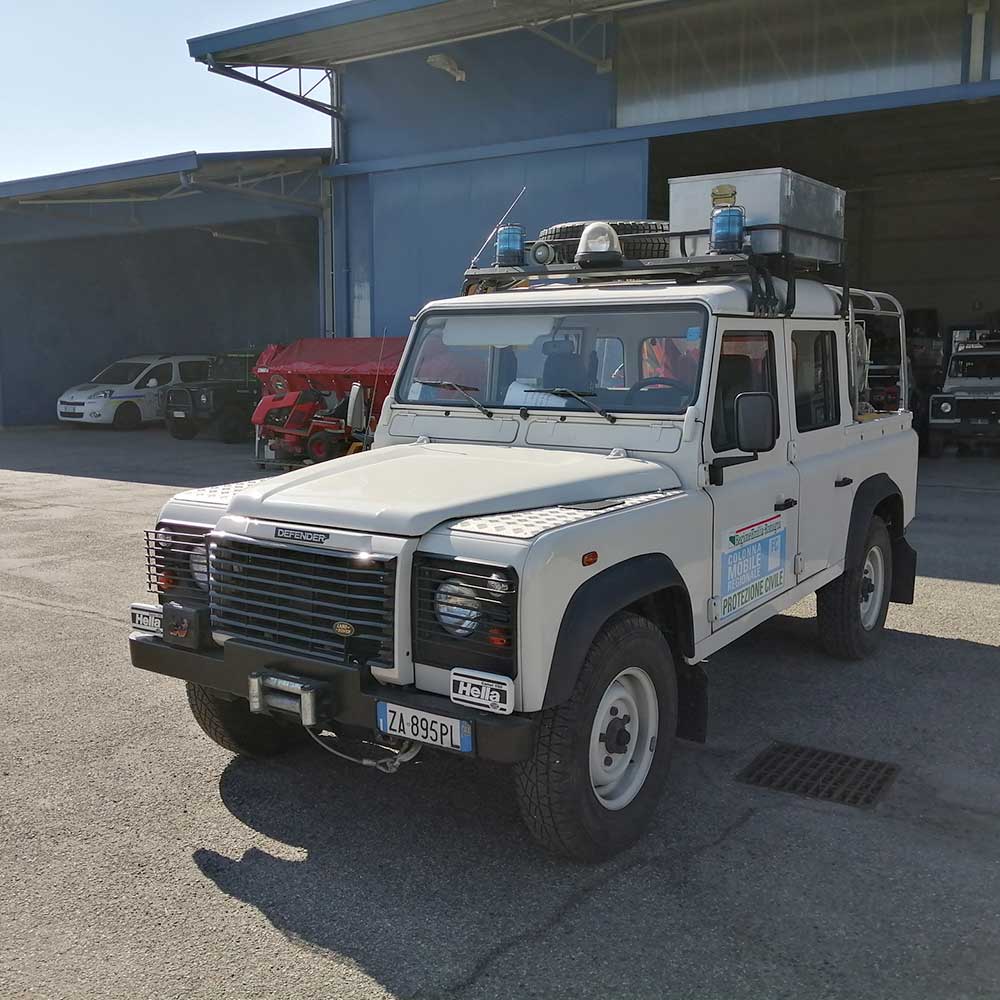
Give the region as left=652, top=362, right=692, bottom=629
left=928, top=343, right=1000, bottom=455
left=129, top=170, right=918, bottom=861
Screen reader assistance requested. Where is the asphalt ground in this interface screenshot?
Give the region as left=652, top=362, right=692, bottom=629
left=1, top=426, right=999, bottom=1000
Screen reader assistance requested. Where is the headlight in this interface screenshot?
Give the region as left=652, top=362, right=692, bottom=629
left=939, top=401, right=952, bottom=414
left=189, top=547, right=209, bottom=590
left=434, top=579, right=481, bottom=636
left=89, top=389, right=113, bottom=399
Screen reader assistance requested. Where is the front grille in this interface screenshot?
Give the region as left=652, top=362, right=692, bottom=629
left=60, top=400, right=84, bottom=407
left=59, top=412, right=84, bottom=419
left=413, top=555, right=518, bottom=677
left=957, top=397, right=1000, bottom=421
left=210, top=536, right=395, bottom=663
left=144, top=524, right=211, bottom=604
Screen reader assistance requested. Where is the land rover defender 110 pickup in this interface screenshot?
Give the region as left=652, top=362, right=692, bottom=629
left=129, top=170, right=918, bottom=861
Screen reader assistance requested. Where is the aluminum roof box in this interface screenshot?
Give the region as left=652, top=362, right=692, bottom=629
left=668, top=168, right=845, bottom=263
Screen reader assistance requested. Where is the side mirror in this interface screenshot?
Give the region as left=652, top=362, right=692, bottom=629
left=146, top=378, right=159, bottom=388
left=735, top=392, right=776, bottom=453
left=346, top=382, right=367, bottom=433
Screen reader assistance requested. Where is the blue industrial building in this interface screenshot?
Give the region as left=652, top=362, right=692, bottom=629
left=4, top=0, right=1000, bottom=424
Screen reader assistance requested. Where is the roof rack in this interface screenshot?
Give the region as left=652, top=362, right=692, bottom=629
left=464, top=248, right=848, bottom=321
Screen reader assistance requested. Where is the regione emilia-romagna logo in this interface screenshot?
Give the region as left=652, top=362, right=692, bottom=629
left=719, top=514, right=787, bottom=622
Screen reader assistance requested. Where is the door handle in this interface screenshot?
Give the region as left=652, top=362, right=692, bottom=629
left=835, top=477, right=853, bottom=488
left=774, top=498, right=798, bottom=511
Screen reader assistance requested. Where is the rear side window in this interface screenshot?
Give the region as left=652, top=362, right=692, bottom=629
left=136, top=363, right=173, bottom=389
left=179, top=361, right=210, bottom=383
left=711, top=332, right=778, bottom=453
left=791, top=330, right=840, bottom=431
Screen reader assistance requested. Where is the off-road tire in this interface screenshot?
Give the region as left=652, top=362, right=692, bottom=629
left=218, top=407, right=248, bottom=444
left=186, top=682, right=304, bottom=757
left=167, top=417, right=198, bottom=440
left=816, top=516, right=893, bottom=660
left=538, top=220, right=670, bottom=263
left=112, top=402, right=141, bottom=430
left=514, top=612, right=677, bottom=862
left=927, top=431, right=945, bottom=458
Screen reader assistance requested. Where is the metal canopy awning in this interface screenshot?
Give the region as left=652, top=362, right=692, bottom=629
left=187, top=0, right=667, bottom=68
left=0, top=149, right=330, bottom=204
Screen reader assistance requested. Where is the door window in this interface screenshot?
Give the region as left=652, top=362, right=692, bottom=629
left=791, top=330, right=840, bottom=431
left=179, top=360, right=210, bottom=383
left=711, top=332, right=778, bottom=453
left=136, top=363, right=172, bottom=389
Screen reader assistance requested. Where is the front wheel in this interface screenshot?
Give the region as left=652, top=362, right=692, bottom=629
left=112, top=402, right=141, bottom=430
left=186, top=683, right=305, bottom=757
left=816, top=516, right=893, bottom=660
left=514, top=613, right=677, bottom=862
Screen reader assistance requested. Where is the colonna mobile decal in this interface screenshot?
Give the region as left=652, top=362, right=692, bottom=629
left=719, top=514, right=787, bottom=621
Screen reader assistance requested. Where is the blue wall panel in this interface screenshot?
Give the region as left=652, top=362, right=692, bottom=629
left=343, top=25, right=616, bottom=163
left=364, top=139, right=648, bottom=339
left=0, top=219, right=318, bottom=426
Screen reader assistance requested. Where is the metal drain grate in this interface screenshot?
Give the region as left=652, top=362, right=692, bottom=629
left=737, top=741, right=899, bottom=808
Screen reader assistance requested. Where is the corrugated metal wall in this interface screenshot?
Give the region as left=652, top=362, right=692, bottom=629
left=617, top=0, right=966, bottom=127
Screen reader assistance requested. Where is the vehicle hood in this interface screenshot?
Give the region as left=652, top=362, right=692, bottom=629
left=60, top=383, right=131, bottom=400
left=226, top=442, right=681, bottom=536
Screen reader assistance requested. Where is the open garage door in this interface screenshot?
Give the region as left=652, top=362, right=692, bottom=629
left=648, top=98, right=1000, bottom=389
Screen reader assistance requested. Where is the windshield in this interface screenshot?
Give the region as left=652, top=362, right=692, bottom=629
left=397, top=306, right=707, bottom=415
left=950, top=354, right=1000, bottom=379
left=91, top=362, right=149, bottom=385
left=209, top=356, right=251, bottom=381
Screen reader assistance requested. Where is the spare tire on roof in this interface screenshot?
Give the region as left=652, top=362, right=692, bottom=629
left=537, top=220, right=671, bottom=263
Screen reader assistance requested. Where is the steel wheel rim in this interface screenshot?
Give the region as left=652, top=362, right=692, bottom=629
left=860, top=545, right=885, bottom=630
left=589, top=666, right=659, bottom=812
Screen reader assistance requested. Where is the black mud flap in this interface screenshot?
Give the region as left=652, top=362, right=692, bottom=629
left=676, top=661, right=708, bottom=743
left=890, top=536, right=917, bottom=605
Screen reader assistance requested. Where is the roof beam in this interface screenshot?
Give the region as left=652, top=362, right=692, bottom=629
left=206, top=63, right=340, bottom=117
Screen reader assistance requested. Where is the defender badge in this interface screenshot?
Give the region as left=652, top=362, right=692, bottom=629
left=333, top=621, right=355, bottom=637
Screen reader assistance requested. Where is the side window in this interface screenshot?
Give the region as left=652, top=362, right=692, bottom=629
left=791, top=330, right=840, bottom=431
left=136, top=363, right=172, bottom=389
left=594, top=337, right=625, bottom=388
left=179, top=361, right=210, bottom=383
left=711, top=332, right=778, bottom=453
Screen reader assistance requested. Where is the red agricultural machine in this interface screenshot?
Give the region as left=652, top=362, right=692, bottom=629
left=252, top=337, right=407, bottom=466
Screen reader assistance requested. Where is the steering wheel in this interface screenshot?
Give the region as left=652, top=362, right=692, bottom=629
left=624, top=376, right=689, bottom=405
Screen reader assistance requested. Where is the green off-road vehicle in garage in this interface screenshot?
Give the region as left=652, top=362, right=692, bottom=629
left=128, top=170, right=918, bottom=861
left=165, top=352, right=259, bottom=444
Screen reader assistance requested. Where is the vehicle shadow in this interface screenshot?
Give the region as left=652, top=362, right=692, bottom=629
left=192, top=613, right=1000, bottom=998
left=0, top=427, right=266, bottom=488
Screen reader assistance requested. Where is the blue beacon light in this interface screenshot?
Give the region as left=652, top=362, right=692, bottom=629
left=709, top=205, right=746, bottom=254
left=495, top=223, right=525, bottom=266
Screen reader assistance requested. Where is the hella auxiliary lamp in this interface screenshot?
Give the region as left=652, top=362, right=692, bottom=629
left=575, top=222, right=624, bottom=268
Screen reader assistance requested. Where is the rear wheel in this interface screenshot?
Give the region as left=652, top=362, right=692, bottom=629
left=112, top=402, right=141, bottom=430
left=306, top=430, right=348, bottom=464
left=218, top=407, right=248, bottom=444
left=167, top=417, right=198, bottom=440
left=816, top=516, right=893, bottom=660
left=186, top=683, right=304, bottom=757
left=514, top=612, right=677, bottom=862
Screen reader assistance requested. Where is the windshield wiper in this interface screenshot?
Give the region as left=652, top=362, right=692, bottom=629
left=413, top=380, right=494, bottom=418
left=525, top=387, right=617, bottom=424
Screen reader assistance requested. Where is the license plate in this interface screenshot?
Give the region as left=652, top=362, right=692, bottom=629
left=130, top=603, right=163, bottom=634
left=970, top=418, right=990, bottom=425
left=172, top=411, right=187, bottom=418
left=376, top=702, right=473, bottom=753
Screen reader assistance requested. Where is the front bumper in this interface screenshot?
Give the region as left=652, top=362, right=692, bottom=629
left=129, top=632, right=538, bottom=764
left=929, top=419, right=1000, bottom=439
left=57, top=399, right=116, bottom=423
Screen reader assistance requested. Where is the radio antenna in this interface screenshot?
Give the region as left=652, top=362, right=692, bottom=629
left=367, top=326, right=389, bottom=439
left=470, top=185, right=527, bottom=267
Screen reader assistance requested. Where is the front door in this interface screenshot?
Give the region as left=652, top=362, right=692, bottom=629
left=784, top=320, right=853, bottom=579
left=136, top=362, right=173, bottom=421
left=706, top=320, right=799, bottom=632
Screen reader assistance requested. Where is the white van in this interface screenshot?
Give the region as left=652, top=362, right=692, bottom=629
left=57, top=354, right=214, bottom=429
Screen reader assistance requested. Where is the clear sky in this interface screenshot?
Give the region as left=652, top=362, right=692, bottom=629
left=0, top=2, right=339, bottom=183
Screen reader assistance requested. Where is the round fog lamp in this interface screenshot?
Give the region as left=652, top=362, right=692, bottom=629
left=939, top=401, right=953, bottom=414
left=434, top=579, right=481, bottom=637
left=189, top=547, right=209, bottom=590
